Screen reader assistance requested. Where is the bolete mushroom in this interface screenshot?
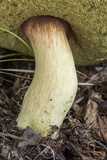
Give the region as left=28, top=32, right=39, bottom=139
left=16, top=16, right=77, bottom=138
left=1, top=1, right=107, bottom=139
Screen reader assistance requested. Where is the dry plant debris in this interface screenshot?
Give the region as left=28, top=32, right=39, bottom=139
left=0, top=48, right=107, bottom=159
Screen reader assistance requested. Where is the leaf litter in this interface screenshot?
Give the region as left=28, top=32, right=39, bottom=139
left=0, top=48, right=107, bottom=159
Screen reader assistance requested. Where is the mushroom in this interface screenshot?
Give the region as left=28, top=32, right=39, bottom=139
left=16, top=16, right=77, bottom=138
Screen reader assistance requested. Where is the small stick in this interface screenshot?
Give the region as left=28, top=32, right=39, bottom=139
left=0, top=132, right=27, bottom=141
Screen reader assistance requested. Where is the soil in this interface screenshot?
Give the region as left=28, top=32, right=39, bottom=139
left=0, top=48, right=107, bottom=160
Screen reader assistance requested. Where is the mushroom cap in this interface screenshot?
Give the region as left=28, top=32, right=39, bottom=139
left=0, top=0, right=107, bottom=65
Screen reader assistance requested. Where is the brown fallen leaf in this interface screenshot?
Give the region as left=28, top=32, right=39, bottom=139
left=90, top=97, right=107, bottom=113
left=18, top=126, right=42, bottom=148
left=97, top=115, right=107, bottom=144
left=84, top=92, right=100, bottom=128
left=85, top=149, right=106, bottom=160
left=1, top=145, right=11, bottom=158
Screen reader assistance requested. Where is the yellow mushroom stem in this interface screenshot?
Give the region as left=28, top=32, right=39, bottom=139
left=16, top=16, right=77, bottom=138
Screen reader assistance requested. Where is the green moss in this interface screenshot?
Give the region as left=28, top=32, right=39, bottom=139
left=0, top=0, right=107, bottom=65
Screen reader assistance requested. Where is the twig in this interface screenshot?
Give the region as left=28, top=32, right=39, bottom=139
left=0, top=68, right=34, bottom=73
left=95, top=140, right=107, bottom=151
left=69, top=142, right=93, bottom=160
left=34, top=144, right=55, bottom=160
left=0, top=71, right=33, bottom=79
left=0, top=132, right=27, bottom=141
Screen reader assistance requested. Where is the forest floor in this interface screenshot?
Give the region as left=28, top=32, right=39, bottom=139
left=0, top=48, right=107, bottom=160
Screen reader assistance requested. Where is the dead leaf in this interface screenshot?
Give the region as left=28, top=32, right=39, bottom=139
left=18, top=126, right=42, bottom=148
left=72, top=104, right=83, bottom=117
left=90, top=97, right=107, bottom=113
left=98, top=115, right=107, bottom=143
left=84, top=92, right=100, bottom=128
left=1, top=145, right=11, bottom=158
left=86, top=149, right=106, bottom=160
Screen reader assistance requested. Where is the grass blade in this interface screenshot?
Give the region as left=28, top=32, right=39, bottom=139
left=0, top=27, right=32, bottom=51
left=0, top=58, right=34, bottom=63
left=0, top=53, right=21, bottom=59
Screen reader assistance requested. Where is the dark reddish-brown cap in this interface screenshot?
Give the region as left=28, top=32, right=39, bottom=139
left=21, top=16, right=72, bottom=40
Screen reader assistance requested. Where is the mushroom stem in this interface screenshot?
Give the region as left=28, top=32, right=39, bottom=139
left=16, top=16, right=77, bottom=138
